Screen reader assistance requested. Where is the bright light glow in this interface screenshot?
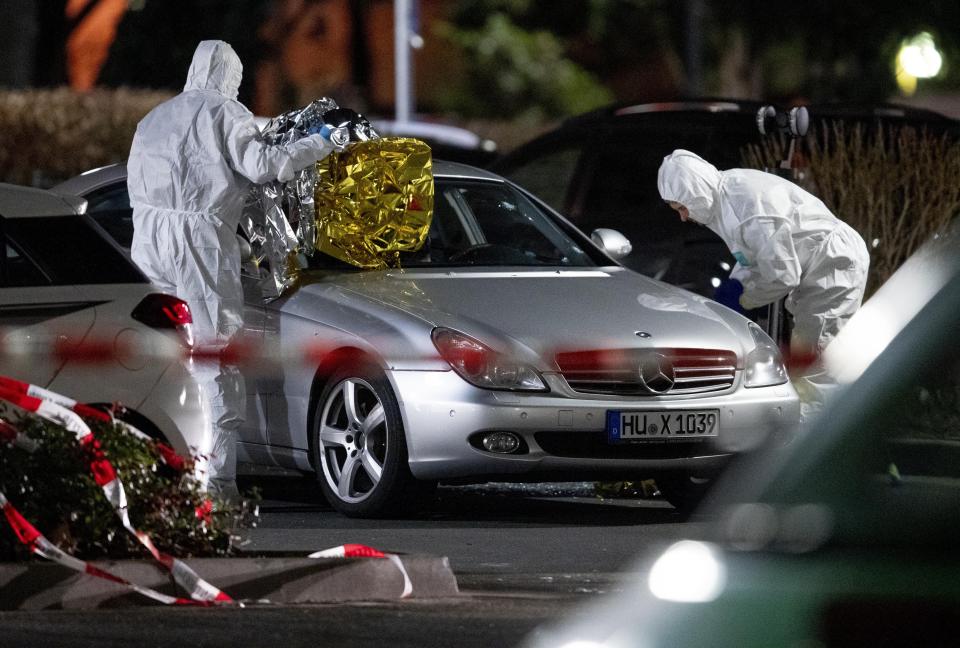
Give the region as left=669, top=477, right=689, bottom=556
left=719, top=262, right=732, bottom=272
left=872, top=238, right=880, bottom=249
left=648, top=540, right=727, bottom=602
left=824, top=252, right=949, bottom=383
left=898, top=33, right=943, bottom=79
left=824, top=301, right=899, bottom=383
left=711, top=277, right=722, bottom=288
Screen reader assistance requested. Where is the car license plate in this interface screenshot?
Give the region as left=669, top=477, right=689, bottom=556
left=606, top=409, right=719, bottom=442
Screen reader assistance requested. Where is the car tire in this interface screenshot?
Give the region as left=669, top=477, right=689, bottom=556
left=654, top=472, right=712, bottom=516
left=311, top=362, right=430, bottom=518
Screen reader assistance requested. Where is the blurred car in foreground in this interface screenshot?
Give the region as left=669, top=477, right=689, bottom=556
left=56, top=161, right=799, bottom=517
left=523, top=219, right=960, bottom=647
left=0, top=183, right=210, bottom=476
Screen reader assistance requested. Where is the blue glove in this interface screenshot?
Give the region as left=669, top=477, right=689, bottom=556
left=713, top=278, right=745, bottom=313
left=306, top=123, right=350, bottom=150
left=317, top=123, right=350, bottom=150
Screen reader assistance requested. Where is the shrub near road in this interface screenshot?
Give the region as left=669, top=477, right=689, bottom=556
left=0, top=415, right=247, bottom=561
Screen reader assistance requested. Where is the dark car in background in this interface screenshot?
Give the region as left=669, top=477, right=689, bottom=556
left=491, top=99, right=960, bottom=342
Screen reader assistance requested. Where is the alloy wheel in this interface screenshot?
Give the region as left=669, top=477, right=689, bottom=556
left=317, top=377, right=389, bottom=504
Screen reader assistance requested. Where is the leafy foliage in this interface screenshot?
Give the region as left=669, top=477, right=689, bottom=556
left=0, top=415, right=254, bottom=561
left=435, top=11, right=613, bottom=120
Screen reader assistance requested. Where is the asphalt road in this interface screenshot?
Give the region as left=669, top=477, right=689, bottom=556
left=239, top=474, right=696, bottom=572
left=0, top=474, right=706, bottom=648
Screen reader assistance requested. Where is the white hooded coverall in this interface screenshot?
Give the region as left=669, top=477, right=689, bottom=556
left=127, top=40, right=337, bottom=496
left=657, top=150, right=870, bottom=414
left=657, top=149, right=869, bottom=354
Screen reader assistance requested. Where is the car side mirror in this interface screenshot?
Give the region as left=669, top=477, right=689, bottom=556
left=590, top=228, right=632, bottom=260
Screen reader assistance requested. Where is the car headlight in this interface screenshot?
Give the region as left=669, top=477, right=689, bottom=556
left=744, top=322, right=788, bottom=388
left=431, top=327, right=548, bottom=392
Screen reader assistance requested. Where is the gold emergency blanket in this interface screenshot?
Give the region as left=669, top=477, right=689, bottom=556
left=314, top=138, right=434, bottom=269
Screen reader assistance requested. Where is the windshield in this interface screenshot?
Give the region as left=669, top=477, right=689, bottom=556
left=310, top=179, right=600, bottom=270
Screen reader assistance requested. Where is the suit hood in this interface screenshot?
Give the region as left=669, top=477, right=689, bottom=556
left=183, top=40, right=242, bottom=100
left=657, top=149, right=723, bottom=225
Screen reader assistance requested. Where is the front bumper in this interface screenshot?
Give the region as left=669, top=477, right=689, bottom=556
left=389, top=369, right=800, bottom=481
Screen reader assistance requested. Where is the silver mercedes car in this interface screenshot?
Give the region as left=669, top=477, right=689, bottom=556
left=55, top=162, right=800, bottom=517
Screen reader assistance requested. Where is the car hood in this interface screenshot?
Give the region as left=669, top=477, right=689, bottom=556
left=296, top=266, right=747, bottom=361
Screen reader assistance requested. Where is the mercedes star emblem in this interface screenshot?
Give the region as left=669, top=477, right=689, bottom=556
left=638, top=352, right=675, bottom=393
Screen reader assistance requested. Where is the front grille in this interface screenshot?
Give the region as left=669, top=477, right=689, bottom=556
left=556, top=347, right=737, bottom=396
left=535, top=431, right=723, bottom=459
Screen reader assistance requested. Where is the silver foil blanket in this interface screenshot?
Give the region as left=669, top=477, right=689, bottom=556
left=243, top=98, right=379, bottom=297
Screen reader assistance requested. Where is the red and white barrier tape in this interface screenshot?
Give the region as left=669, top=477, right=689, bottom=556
left=0, top=382, right=231, bottom=604
left=309, top=543, right=414, bottom=598
left=0, top=491, right=205, bottom=605
left=0, top=376, right=186, bottom=472
left=0, top=332, right=336, bottom=368
left=0, top=379, right=416, bottom=605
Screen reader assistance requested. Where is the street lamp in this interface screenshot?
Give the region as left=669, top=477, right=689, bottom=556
left=896, top=32, right=943, bottom=96
left=394, top=0, right=422, bottom=124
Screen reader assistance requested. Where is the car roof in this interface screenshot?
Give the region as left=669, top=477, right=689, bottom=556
left=433, top=159, right=503, bottom=181
left=52, top=164, right=129, bottom=196
left=0, top=182, right=87, bottom=218
left=559, top=98, right=959, bottom=130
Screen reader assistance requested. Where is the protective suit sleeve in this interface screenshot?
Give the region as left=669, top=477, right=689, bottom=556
left=730, top=216, right=801, bottom=309
left=220, top=102, right=336, bottom=184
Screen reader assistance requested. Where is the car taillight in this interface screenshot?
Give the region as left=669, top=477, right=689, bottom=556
left=131, top=293, right=195, bottom=348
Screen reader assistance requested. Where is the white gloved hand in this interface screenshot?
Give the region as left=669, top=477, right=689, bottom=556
left=319, top=124, right=351, bottom=152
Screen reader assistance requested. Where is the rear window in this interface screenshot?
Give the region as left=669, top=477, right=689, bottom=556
left=502, top=144, right=583, bottom=213
left=0, top=215, right=145, bottom=287
left=84, top=183, right=134, bottom=249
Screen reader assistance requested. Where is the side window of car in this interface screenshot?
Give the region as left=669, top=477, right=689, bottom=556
left=85, top=184, right=134, bottom=249
left=86, top=185, right=131, bottom=212
left=576, top=126, right=700, bottom=240
left=573, top=125, right=739, bottom=298
left=1, top=240, right=50, bottom=287
left=4, top=216, right=144, bottom=285
left=501, top=144, right=583, bottom=214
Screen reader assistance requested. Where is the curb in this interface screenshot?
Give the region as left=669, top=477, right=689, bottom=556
left=0, top=555, right=460, bottom=609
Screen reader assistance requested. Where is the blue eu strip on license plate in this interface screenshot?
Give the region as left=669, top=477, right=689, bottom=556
left=607, top=409, right=719, bottom=442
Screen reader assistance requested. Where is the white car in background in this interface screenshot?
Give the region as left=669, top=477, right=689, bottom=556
left=0, top=182, right=210, bottom=477
left=56, top=162, right=800, bottom=518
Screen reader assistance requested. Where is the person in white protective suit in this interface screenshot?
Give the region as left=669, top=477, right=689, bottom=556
left=127, top=40, right=348, bottom=501
left=657, top=149, right=870, bottom=415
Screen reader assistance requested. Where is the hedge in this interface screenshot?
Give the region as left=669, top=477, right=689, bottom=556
left=0, top=88, right=171, bottom=187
